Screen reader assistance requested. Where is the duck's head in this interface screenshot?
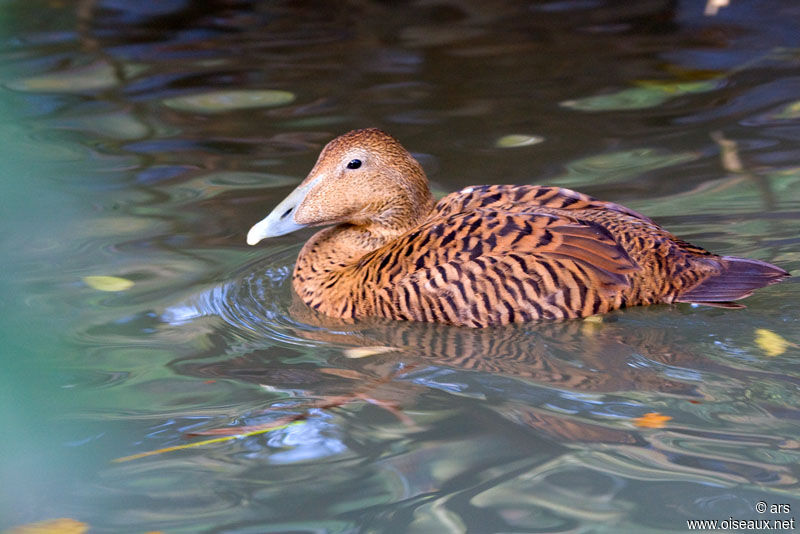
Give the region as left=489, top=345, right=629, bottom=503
left=247, top=128, right=434, bottom=246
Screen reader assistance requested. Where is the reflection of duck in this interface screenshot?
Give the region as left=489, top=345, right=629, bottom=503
left=247, top=128, right=787, bottom=327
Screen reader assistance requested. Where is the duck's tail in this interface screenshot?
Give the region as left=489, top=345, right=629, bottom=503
left=676, top=256, right=789, bottom=307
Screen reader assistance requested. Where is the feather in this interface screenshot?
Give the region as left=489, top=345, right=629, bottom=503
left=247, top=129, right=789, bottom=327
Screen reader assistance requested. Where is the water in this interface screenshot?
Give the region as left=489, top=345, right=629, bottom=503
left=1, top=1, right=799, bottom=532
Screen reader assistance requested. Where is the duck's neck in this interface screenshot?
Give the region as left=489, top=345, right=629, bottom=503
left=292, top=190, right=435, bottom=317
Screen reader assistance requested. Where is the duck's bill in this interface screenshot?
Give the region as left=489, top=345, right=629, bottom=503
left=246, top=212, right=306, bottom=245
left=247, top=200, right=306, bottom=243
left=245, top=178, right=322, bottom=245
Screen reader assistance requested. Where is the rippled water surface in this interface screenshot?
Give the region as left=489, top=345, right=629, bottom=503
left=2, top=1, right=800, bottom=532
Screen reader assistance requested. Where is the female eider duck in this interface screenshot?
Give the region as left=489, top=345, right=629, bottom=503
left=247, top=128, right=787, bottom=328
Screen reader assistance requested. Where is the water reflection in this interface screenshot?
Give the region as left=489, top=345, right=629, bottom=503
left=114, top=244, right=796, bottom=502
left=4, top=0, right=800, bottom=531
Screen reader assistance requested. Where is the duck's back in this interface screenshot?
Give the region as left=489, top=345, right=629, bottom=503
left=345, top=185, right=786, bottom=327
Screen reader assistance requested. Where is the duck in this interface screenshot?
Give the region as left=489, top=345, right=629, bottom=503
left=246, top=128, right=788, bottom=328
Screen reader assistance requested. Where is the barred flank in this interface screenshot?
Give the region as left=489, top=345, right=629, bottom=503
left=294, top=184, right=787, bottom=327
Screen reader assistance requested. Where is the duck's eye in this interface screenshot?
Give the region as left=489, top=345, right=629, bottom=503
left=346, top=159, right=362, bottom=170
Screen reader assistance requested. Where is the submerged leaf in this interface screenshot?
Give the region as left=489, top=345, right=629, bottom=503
left=551, top=147, right=699, bottom=187
left=634, top=79, right=719, bottom=94
left=755, top=328, right=796, bottom=357
left=495, top=134, right=544, bottom=148
left=163, top=89, right=295, bottom=113
left=8, top=518, right=89, bottom=534
left=83, top=275, right=134, bottom=292
left=772, top=100, right=800, bottom=120
left=633, top=412, right=672, bottom=429
left=561, top=80, right=718, bottom=112
left=6, top=61, right=119, bottom=93
left=50, top=111, right=151, bottom=141
left=561, top=87, right=670, bottom=111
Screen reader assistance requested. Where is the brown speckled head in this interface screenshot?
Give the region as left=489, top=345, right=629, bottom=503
left=247, top=128, right=435, bottom=245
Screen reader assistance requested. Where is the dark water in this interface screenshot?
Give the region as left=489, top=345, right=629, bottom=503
left=1, top=1, right=799, bottom=532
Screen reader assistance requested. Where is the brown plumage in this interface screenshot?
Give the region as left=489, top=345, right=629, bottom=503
left=247, top=128, right=788, bottom=327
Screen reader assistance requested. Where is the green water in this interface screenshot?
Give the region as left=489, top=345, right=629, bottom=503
left=1, top=1, right=799, bottom=532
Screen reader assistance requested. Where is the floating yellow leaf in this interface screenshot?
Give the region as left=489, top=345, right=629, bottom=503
left=495, top=134, right=544, bottom=148
left=8, top=518, right=88, bottom=534
left=163, top=89, right=295, bottom=113
left=581, top=315, right=603, bottom=336
left=83, top=275, right=134, bottom=292
left=755, top=328, right=797, bottom=357
left=633, top=412, right=672, bottom=429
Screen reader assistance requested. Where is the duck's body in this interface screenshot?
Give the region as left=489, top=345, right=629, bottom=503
left=247, top=129, right=787, bottom=327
